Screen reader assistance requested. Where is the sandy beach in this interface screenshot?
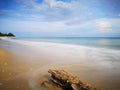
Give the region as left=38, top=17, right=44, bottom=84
left=1, top=0, right=120, bottom=89
left=0, top=38, right=120, bottom=90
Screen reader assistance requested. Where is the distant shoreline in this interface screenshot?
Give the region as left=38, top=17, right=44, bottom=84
left=0, top=32, right=15, bottom=37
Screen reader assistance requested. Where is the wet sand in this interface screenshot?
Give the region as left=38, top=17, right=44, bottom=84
left=0, top=39, right=120, bottom=90
left=0, top=48, right=50, bottom=90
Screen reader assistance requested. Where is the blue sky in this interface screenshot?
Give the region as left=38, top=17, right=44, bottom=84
left=0, top=0, right=120, bottom=37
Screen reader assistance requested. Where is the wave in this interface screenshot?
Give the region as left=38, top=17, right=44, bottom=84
left=1, top=37, right=120, bottom=63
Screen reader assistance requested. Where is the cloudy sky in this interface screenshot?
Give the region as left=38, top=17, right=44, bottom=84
left=0, top=0, right=120, bottom=37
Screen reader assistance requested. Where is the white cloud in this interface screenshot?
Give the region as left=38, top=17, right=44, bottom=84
left=12, top=0, right=93, bottom=21
left=97, top=20, right=111, bottom=27
left=96, top=19, right=112, bottom=33
left=1, top=17, right=119, bottom=32
left=1, top=0, right=120, bottom=37
left=0, top=19, right=67, bottom=33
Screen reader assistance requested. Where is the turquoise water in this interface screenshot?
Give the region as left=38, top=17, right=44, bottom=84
left=15, top=37, right=120, bottom=50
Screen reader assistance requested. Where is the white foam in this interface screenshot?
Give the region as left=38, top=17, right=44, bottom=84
left=1, top=38, right=120, bottom=67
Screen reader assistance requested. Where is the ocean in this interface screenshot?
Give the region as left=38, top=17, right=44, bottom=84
left=15, top=37, right=120, bottom=50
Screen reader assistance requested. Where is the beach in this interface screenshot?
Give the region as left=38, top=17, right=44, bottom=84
left=0, top=38, right=120, bottom=90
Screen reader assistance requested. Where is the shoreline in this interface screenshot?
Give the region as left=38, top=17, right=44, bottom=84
left=0, top=37, right=120, bottom=90
left=1, top=37, right=120, bottom=52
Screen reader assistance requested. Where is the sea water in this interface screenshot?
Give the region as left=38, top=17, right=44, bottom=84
left=15, top=37, right=120, bottom=50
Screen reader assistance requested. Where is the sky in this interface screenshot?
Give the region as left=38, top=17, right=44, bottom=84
left=0, top=0, right=120, bottom=37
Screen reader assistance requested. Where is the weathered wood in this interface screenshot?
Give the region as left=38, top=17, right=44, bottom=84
left=47, top=69, right=100, bottom=90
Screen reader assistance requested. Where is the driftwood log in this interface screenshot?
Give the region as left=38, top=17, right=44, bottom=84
left=42, top=69, right=101, bottom=90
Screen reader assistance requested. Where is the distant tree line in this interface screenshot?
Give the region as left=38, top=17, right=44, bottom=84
left=0, top=32, right=15, bottom=37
